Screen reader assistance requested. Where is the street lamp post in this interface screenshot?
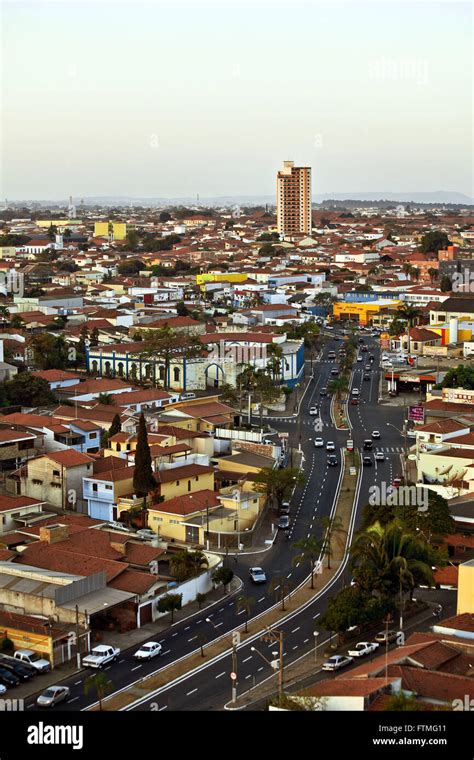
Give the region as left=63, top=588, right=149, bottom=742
left=386, top=420, right=408, bottom=477
left=313, top=631, right=319, bottom=663
left=260, top=627, right=284, bottom=700
left=206, top=617, right=239, bottom=705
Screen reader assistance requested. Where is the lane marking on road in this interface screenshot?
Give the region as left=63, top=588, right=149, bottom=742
left=67, top=697, right=79, bottom=704
left=188, top=636, right=197, bottom=642
left=237, top=609, right=245, bottom=615
left=186, top=688, right=198, bottom=696
left=74, top=680, right=82, bottom=685
left=242, top=656, right=252, bottom=663
left=159, top=705, right=168, bottom=711
left=184, top=626, right=190, bottom=631
left=291, top=626, right=300, bottom=633
left=303, top=638, right=309, bottom=644
left=215, top=672, right=226, bottom=679
left=162, top=650, right=171, bottom=656
left=104, top=666, right=112, bottom=671
left=131, top=665, right=142, bottom=671
left=245, top=674, right=252, bottom=680
left=292, top=645, right=299, bottom=650
left=214, top=622, right=223, bottom=628
left=26, top=704, right=34, bottom=709
left=274, top=585, right=280, bottom=591
left=218, top=608, right=224, bottom=612
left=195, top=620, right=202, bottom=624
left=313, top=612, right=321, bottom=619
left=172, top=632, right=178, bottom=637
left=257, top=666, right=264, bottom=672
left=258, top=597, right=265, bottom=602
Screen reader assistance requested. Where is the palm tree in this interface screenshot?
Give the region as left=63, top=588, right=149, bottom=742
left=292, top=536, right=322, bottom=589
left=402, top=262, right=414, bottom=279
left=269, top=575, right=291, bottom=610
left=318, top=515, right=346, bottom=569
left=328, top=375, right=349, bottom=401
left=349, top=520, right=436, bottom=599
left=236, top=594, right=255, bottom=633
left=84, top=672, right=112, bottom=711
left=97, top=393, right=114, bottom=405
left=0, top=305, right=10, bottom=323
left=395, top=303, right=422, bottom=355
left=267, top=343, right=283, bottom=383
left=170, top=549, right=209, bottom=582
left=427, top=267, right=438, bottom=284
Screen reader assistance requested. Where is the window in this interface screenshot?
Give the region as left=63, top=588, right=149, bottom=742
left=170, top=519, right=180, bottom=525
left=105, top=485, right=112, bottom=491
left=92, top=483, right=98, bottom=492
left=173, top=367, right=180, bottom=383
left=176, top=480, right=180, bottom=486
left=32, top=479, right=43, bottom=485
left=53, top=470, right=60, bottom=477
left=116, top=443, right=121, bottom=452
left=187, top=480, right=191, bottom=492
left=90, top=432, right=97, bottom=439
left=153, top=516, right=163, bottom=523
left=195, top=476, right=199, bottom=482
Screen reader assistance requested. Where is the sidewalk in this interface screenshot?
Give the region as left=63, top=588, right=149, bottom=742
left=14, top=575, right=243, bottom=701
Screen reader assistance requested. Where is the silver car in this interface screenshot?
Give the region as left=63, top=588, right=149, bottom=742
left=36, top=685, right=71, bottom=708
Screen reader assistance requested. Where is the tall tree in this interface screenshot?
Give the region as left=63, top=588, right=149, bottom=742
left=109, top=413, right=122, bottom=438
left=318, top=515, right=346, bottom=569
left=133, top=413, right=156, bottom=513
left=84, top=672, right=112, bottom=711
left=292, top=536, right=322, bottom=589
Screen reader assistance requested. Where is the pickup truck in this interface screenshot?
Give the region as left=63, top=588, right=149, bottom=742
left=82, top=645, right=120, bottom=669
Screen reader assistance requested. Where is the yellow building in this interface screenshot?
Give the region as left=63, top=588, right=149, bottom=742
left=196, top=272, right=248, bottom=287
left=457, top=559, right=474, bottom=614
left=94, top=222, right=127, bottom=240
left=35, top=220, right=81, bottom=228
left=332, top=300, right=402, bottom=326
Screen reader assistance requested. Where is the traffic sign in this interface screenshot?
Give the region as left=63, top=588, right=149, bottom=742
left=230, top=672, right=237, bottom=680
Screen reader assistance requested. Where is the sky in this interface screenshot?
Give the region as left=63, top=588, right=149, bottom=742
left=1, top=0, right=473, bottom=200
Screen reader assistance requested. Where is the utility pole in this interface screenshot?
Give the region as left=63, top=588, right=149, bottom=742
left=75, top=604, right=81, bottom=668
left=261, top=627, right=284, bottom=700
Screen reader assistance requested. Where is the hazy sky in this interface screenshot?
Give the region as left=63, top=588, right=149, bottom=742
left=2, top=0, right=472, bottom=200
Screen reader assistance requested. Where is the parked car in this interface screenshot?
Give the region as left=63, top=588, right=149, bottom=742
left=280, top=501, right=290, bottom=515
left=327, top=454, right=338, bottom=466
left=0, top=667, right=20, bottom=687
left=107, top=521, right=135, bottom=534
left=278, top=516, right=290, bottom=530
left=36, top=685, right=71, bottom=708
left=326, top=441, right=335, bottom=451
left=309, top=406, right=318, bottom=415
left=133, top=642, right=163, bottom=660
left=348, top=642, right=380, bottom=658
left=136, top=528, right=156, bottom=541
left=14, top=649, right=50, bottom=673
left=372, top=430, right=381, bottom=439
left=363, top=456, right=372, bottom=466
left=249, top=567, right=267, bottom=584
left=375, top=630, right=399, bottom=645
left=314, top=437, right=324, bottom=447
left=180, top=392, right=196, bottom=401
left=0, top=659, right=35, bottom=681
left=82, top=645, right=120, bottom=669
left=375, top=451, right=385, bottom=462
left=322, top=655, right=353, bottom=671
left=363, top=439, right=373, bottom=450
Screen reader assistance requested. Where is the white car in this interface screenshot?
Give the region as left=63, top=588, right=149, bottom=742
left=357, top=356, right=363, bottom=362
left=372, top=430, right=381, bottom=439
left=348, top=642, right=380, bottom=658
left=136, top=528, right=156, bottom=541
left=0, top=684, right=6, bottom=696
left=351, top=388, right=359, bottom=396
left=82, top=645, right=120, bottom=669
left=249, top=567, right=267, bottom=584
left=326, top=441, right=335, bottom=451
left=314, top=438, right=324, bottom=447
left=321, top=655, right=353, bottom=671
left=14, top=649, right=50, bottom=673
left=134, top=641, right=163, bottom=660
left=375, top=451, right=385, bottom=462
left=309, top=406, right=318, bottom=415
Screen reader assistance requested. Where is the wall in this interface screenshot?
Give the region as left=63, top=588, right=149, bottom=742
left=457, top=562, right=474, bottom=614
left=152, top=555, right=222, bottom=620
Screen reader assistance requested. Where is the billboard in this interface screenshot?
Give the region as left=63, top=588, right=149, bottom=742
left=408, top=405, right=424, bottom=423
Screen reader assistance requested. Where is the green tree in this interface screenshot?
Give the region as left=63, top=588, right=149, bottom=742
left=84, top=672, right=113, bottom=711
left=89, top=327, right=99, bottom=347
left=383, top=692, right=426, bottom=712
left=211, top=566, right=234, bottom=595
left=320, top=586, right=392, bottom=636
left=135, top=327, right=202, bottom=390
left=176, top=301, right=190, bottom=317
left=350, top=520, right=436, bottom=599
left=427, top=267, right=438, bottom=283
left=109, top=413, right=122, bottom=438
left=170, top=549, right=209, bottom=582
left=395, top=491, right=455, bottom=540
left=117, top=258, right=145, bottom=275
left=236, top=594, right=255, bottom=633
left=439, top=364, right=474, bottom=390
left=196, top=592, right=207, bottom=610
left=254, top=467, right=305, bottom=510
left=133, top=413, right=156, bottom=513
left=395, top=303, right=422, bottom=354
left=318, top=515, right=346, bottom=569
left=157, top=592, right=183, bottom=623
left=419, top=231, right=450, bottom=254
left=327, top=375, right=349, bottom=401
left=124, top=229, right=140, bottom=250
left=159, top=211, right=172, bottom=223
left=27, top=333, right=69, bottom=371
left=2, top=373, right=56, bottom=406
left=440, top=275, right=452, bottom=292
left=292, top=536, right=322, bottom=589
left=97, top=393, right=114, bottom=405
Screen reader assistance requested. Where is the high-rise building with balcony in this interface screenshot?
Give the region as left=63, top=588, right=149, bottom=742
left=276, top=161, right=312, bottom=236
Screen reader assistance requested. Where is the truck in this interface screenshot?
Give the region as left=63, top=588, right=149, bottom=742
left=82, top=645, right=120, bottom=669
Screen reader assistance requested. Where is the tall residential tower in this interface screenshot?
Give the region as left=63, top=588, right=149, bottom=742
left=276, top=160, right=312, bottom=236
